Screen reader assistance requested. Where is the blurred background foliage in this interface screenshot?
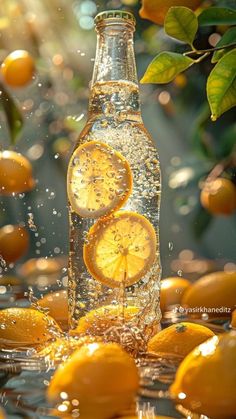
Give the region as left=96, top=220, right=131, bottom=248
left=0, top=0, right=235, bottom=281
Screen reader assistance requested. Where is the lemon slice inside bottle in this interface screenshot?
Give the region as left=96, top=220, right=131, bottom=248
left=67, top=141, right=132, bottom=218
left=83, top=211, right=157, bottom=288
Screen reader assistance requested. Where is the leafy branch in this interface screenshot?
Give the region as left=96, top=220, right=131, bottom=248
left=141, top=6, right=236, bottom=121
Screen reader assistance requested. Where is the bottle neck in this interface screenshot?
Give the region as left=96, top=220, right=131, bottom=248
left=88, top=20, right=141, bottom=119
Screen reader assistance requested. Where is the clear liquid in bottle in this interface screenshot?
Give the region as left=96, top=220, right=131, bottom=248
left=67, top=11, right=161, bottom=354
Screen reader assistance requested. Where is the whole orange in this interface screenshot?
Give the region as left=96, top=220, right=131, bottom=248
left=160, top=277, right=191, bottom=312
left=0, top=224, right=29, bottom=263
left=170, top=332, right=236, bottom=418
left=0, top=150, right=35, bottom=195
left=200, top=178, right=236, bottom=216
left=139, top=0, right=202, bottom=25
left=182, top=271, right=236, bottom=318
left=1, top=50, right=35, bottom=87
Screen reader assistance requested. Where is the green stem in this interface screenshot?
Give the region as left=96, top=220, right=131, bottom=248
left=184, top=41, right=236, bottom=56
left=193, top=52, right=211, bottom=63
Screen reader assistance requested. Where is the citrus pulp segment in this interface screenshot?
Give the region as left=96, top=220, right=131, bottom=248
left=67, top=141, right=132, bottom=218
left=84, top=211, right=157, bottom=288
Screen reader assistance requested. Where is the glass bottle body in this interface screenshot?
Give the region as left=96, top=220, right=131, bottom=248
left=67, top=14, right=161, bottom=349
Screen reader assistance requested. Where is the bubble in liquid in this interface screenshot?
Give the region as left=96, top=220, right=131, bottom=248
left=168, top=241, right=174, bottom=251
left=28, top=212, right=37, bottom=232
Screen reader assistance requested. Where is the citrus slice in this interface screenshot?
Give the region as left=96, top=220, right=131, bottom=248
left=84, top=211, right=157, bottom=288
left=67, top=141, right=132, bottom=218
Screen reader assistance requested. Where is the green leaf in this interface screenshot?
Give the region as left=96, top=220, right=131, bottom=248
left=0, top=83, right=24, bottom=144
left=140, top=52, right=194, bottom=84
left=212, top=27, right=236, bottom=63
left=165, top=7, right=198, bottom=45
left=207, top=48, right=236, bottom=121
left=198, top=7, right=236, bottom=26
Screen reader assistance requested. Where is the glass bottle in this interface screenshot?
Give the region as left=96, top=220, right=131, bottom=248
left=67, top=10, right=161, bottom=352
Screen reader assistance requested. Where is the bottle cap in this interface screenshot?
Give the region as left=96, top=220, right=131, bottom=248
left=94, top=10, right=136, bottom=25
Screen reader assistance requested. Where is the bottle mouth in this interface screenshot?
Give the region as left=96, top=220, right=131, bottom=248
left=94, top=10, right=136, bottom=27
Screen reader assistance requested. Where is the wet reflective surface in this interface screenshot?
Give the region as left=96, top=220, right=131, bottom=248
left=0, top=280, right=228, bottom=418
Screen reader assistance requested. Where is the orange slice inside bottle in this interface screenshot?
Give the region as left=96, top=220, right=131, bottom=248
left=84, top=211, right=157, bottom=288
left=67, top=141, right=132, bottom=218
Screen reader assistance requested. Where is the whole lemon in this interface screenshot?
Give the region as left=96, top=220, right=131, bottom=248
left=0, top=150, right=35, bottom=195
left=0, top=307, right=61, bottom=349
left=47, top=342, right=139, bottom=419
left=160, top=277, right=191, bottom=312
left=182, top=271, right=236, bottom=318
left=148, top=322, right=214, bottom=358
left=71, top=305, right=139, bottom=336
left=170, top=332, right=236, bottom=418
